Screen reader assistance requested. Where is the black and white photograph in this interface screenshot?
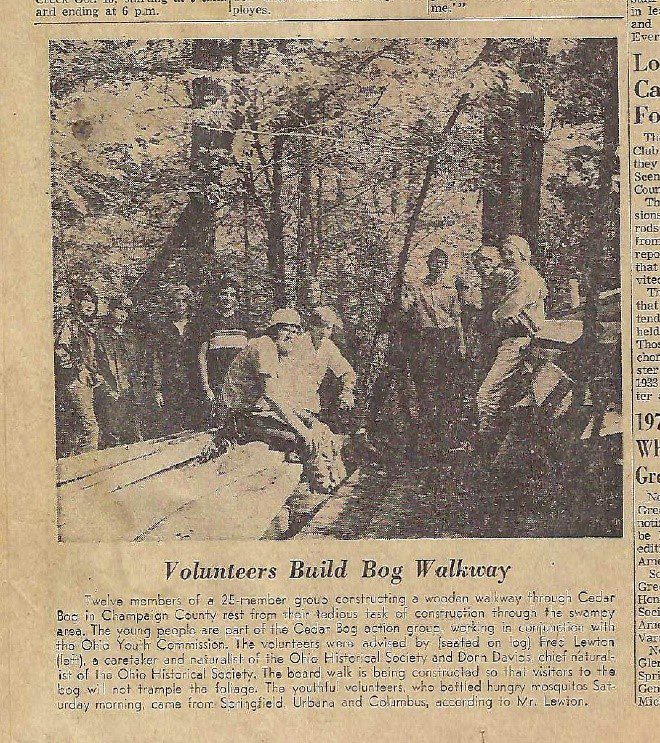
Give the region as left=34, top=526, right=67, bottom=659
left=50, top=38, right=622, bottom=542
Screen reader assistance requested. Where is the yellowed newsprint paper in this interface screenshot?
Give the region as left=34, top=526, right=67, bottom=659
left=2, top=0, right=659, bottom=738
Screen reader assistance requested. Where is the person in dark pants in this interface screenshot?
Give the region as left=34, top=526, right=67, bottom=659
left=54, top=284, right=103, bottom=455
left=466, top=246, right=513, bottom=395
left=193, top=279, right=249, bottom=426
left=401, top=248, right=466, bottom=455
left=151, top=284, right=200, bottom=435
left=96, top=295, right=145, bottom=447
left=365, top=299, right=419, bottom=456
left=212, top=308, right=346, bottom=536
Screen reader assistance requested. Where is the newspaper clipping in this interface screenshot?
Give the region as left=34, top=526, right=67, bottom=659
left=0, top=0, right=655, bottom=739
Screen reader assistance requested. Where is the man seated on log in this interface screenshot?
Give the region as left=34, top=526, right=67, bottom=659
left=210, top=308, right=346, bottom=499
left=95, top=295, right=145, bottom=448
left=476, top=235, right=549, bottom=449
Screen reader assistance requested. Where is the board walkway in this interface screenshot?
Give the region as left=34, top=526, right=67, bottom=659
left=57, top=434, right=306, bottom=542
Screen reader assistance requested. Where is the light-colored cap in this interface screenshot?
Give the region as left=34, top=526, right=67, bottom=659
left=267, top=308, right=302, bottom=328
left=504, top=235, right=532, bottom=261
left=311, top=305, right=343, bottom=329
left=165, top=283, right=194, bottom=302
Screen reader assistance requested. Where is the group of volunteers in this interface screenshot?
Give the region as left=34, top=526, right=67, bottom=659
left=54, top=233, right=548, bottom=493
left=369, top=233, right=548, bottom=458
left=54, top=279, right=249, bottom=455
left=54, top=278, right=358, bottom=493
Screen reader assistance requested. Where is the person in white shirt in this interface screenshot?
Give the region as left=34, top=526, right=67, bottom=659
left=291, top=305, right=357, bottom=419
left=219, top=308, right=303, bottom=429
left=476, top=235, right=549, bottom=437
left=216, top=308, right=346, bottom=496
left=401, top=248, right=466, bottom=454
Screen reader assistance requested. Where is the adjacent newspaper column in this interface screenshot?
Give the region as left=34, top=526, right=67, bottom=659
left=631, top=0, right=660, bottom=708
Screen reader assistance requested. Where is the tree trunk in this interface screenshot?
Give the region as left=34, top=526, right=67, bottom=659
left=190, top=41, right=234, bottom=167
left=482, top=97, right=521, bottom=244
left=312, top=167, right=324, bottom=274
left=295, top=120, right=314, bottom=306
left=481, top=40, right=547, bottom=251
left=519, top=40, right=549, bottom=251
left=582, top=42, right=619, bottom=337
left=391, top=93, right=469, bottom=305
left=131, top=40, right=231, bottom=299
left=242, top=190, right=252, bottom=317
left=481, top=110, right=502, bottom=246
left=265, top=135, right=287, bottom=306
left=130, top=192, right=214, bottom=299
left=569, top=41, right=619, bottom=409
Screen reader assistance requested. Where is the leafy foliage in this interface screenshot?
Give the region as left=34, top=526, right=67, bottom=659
left=50, top=38, right=619, bottom=348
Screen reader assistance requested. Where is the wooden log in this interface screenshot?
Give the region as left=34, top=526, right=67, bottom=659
left=534, top=319, right=583, bottom=346
left=59, top=440, right=303, bottom=542
left=56, top=431, right=197, bottom=485
left=58, top=432, right=215, bottom=542
left=293, top=469, right=363, bottom=539
left=139, top=443, right=301, bottom=541
left=58, top=432, right=213, bottom=502
left=59, top=460, right=209, bottom=543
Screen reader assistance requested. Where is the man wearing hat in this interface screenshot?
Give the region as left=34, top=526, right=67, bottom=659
left=219, top=307, right=302, bottom=421
left=215, top=308, right=347, bottom=523
left=476, top=235, right=548, bottom=439
left=96, top=295, right=145, bottom=447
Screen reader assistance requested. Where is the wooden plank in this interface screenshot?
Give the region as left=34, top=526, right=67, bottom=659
left=58, top=432, right=215, bottom=542
left=59, top=469, right=194, bottom=543
left=139, top=443, right=302, bottom=541
left=59, top=451, right=215, bottom=543
left=57, top=432, right=214, bottom=501
left=56, top=431, right=197, bottom=485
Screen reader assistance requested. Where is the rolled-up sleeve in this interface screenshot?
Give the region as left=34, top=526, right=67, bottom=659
left=326, top=342, right=357, bottom=390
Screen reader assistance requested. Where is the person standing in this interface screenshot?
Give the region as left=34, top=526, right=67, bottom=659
left=193, top=279, right=249, bottom=424
left=470, top=246, right=512, bottom=376
left=53, top=279, right=73, bottom=328
left=294, top=305, right=357, bottom=422
left=96, top=295, right=145, bottom=447
left=54, top=284, right=103, bottom=454
left=401, top=248, right=466, bottom=454
left=476, top=235, right=549, bottom=440
left=150, top=284, right=199, bottom=435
